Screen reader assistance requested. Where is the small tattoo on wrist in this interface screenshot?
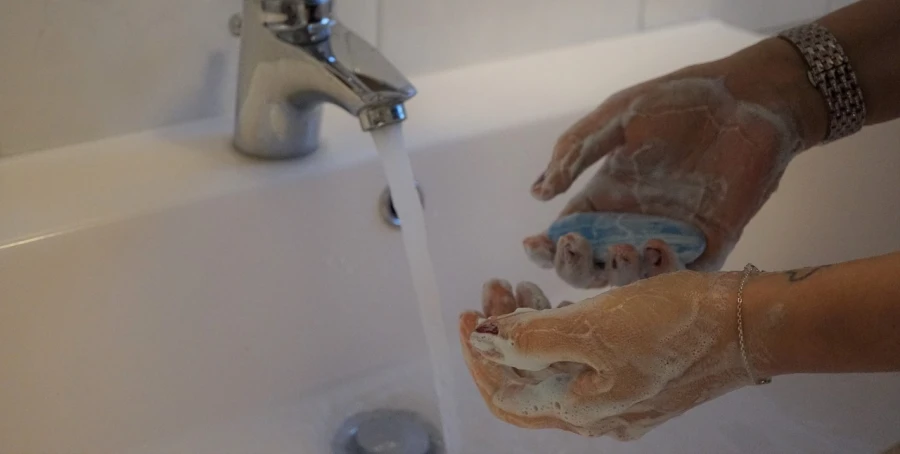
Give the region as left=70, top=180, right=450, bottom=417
left=785, top=265, right=830, bottom=282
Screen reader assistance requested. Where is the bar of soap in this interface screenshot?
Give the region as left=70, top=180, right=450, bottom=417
left=547, top=212, right=706, bottom=264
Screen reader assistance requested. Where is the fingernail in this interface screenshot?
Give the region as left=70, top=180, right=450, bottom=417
left=475, top=320, right=499, bottom=335
left=646, top=248, right=662, bottom=267
left=532, top=172, right=546, bottom=188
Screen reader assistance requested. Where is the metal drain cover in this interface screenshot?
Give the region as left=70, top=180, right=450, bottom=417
left=333, top=409, right=441, bottom=454
left=378, top=184, right=424, bottom=229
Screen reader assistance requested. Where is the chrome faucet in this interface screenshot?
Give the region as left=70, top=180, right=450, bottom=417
left=233, top=0, right=416, bottom=159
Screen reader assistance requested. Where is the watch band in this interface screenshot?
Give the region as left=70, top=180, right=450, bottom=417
left=778, top=23, right=866, bottom=143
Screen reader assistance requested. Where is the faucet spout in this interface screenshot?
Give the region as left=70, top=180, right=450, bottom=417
left=233, top=0, right=416, bottom=159
left=307, top=24, right=416, bottom=129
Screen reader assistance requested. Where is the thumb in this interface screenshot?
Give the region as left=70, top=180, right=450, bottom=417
left=532, top=110, right=626, bottom=202
left=531, top=86, right=643, bottom=202
left=469, top=305, right=596, bottom=372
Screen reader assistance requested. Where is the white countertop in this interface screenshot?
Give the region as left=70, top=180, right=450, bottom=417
left=1, top=21, right=764, bottom=248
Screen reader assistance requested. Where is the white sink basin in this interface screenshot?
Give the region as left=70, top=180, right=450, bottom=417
left=2, top=21, right=899, bottom=453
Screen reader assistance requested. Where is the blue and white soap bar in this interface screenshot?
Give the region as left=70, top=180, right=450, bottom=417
left=547, top=212, right=707, bottom=264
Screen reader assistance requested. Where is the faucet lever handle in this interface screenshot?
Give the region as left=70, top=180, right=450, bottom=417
left=260, top=0, right=334, bottom=43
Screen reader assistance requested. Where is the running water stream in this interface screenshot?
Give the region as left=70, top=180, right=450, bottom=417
left=371, top=124, right=461, bottom=453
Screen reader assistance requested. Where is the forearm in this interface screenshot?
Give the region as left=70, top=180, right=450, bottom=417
left=722, top=0, right=900, bottom=147
left=745, top=252, right=900, bottom=377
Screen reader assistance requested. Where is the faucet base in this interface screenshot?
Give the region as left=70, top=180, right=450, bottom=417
left=233, top=102, right=323, bottom=160
left=231, top=0, right=415, bottom=159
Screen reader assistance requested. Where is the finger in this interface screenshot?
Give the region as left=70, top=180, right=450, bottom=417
left=460, top=311, right=510, bottom=401
left=523, top=185, right=608, bottom=272
left=461, top=311, right=526, bottom=425
left=522, top=233, right=556, bottom=269
left=482, top=280, right=565, bottom=382
left=522, top=195, right=594, bottom=270
left=491, top=373, right=572, bottom=419
left=549, top=361, right=587, bottom=376
left=520, top=360, right=589, bottom=384
left=532, top=99, right=631, bottom=201
left=640, top=239, right=685, bottom=279
left=605, top=244, right=641, bottom=287
left=554, top=233, right=608, bottom=289
left=482, top=279, right=518, bottom=317
left=469, top=307, right=604, bottom=372
left=490, top=367, right=620, bottom=434
left=515, top=281, right=552, bottom=310
left=460, top=311, right=581, bottom=434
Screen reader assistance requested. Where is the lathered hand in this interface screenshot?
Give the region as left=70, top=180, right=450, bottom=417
left=460, top=274, right=753, bottom=440
left=524, top=41, right=813, bottom=288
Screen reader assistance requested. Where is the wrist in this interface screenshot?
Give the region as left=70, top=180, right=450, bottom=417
left=724, top=38, right=829, bottom=149
left=739, top=271, right=794, bottom=378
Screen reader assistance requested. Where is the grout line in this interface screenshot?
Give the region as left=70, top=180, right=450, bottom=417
left=637, top=0, right=647, bottom=30
left=375, top=0, right=383, bottom=48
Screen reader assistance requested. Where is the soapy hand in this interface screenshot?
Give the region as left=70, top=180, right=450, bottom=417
left=525, top=45, right=809, bottom=288
left=460, top=274, right=751, bottom=440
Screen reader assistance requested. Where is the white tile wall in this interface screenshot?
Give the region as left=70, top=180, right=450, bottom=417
left=643, top=0, right=713, bottom=29
left=0, top=0, right=847, bottom=156
left=336, top=0, right=379, bottom=44
left=0, top=0, right=240, bottom=157
left=379, top=0, right=642, bottom=76
left=0, top=0, right=377, bottom=157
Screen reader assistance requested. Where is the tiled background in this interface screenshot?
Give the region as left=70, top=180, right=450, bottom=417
left=0, top=0, right=855, bottom=157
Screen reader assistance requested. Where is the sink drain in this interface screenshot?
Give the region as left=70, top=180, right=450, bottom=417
left=332, top=409, right=443, bottom=454
left=379, top=184, right=424, bottom=229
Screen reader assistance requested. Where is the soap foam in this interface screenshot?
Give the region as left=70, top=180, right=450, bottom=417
left=470, top=332, right=555, bottom=372
left=470, top=272, right=754, bottom=439
left=480, top=76, right=803, bottom=438
left=577, top=77, right=800, bottom=273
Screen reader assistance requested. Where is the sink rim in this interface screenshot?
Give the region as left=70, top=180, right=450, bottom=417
left=0, top=21, right=761, bottom=250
